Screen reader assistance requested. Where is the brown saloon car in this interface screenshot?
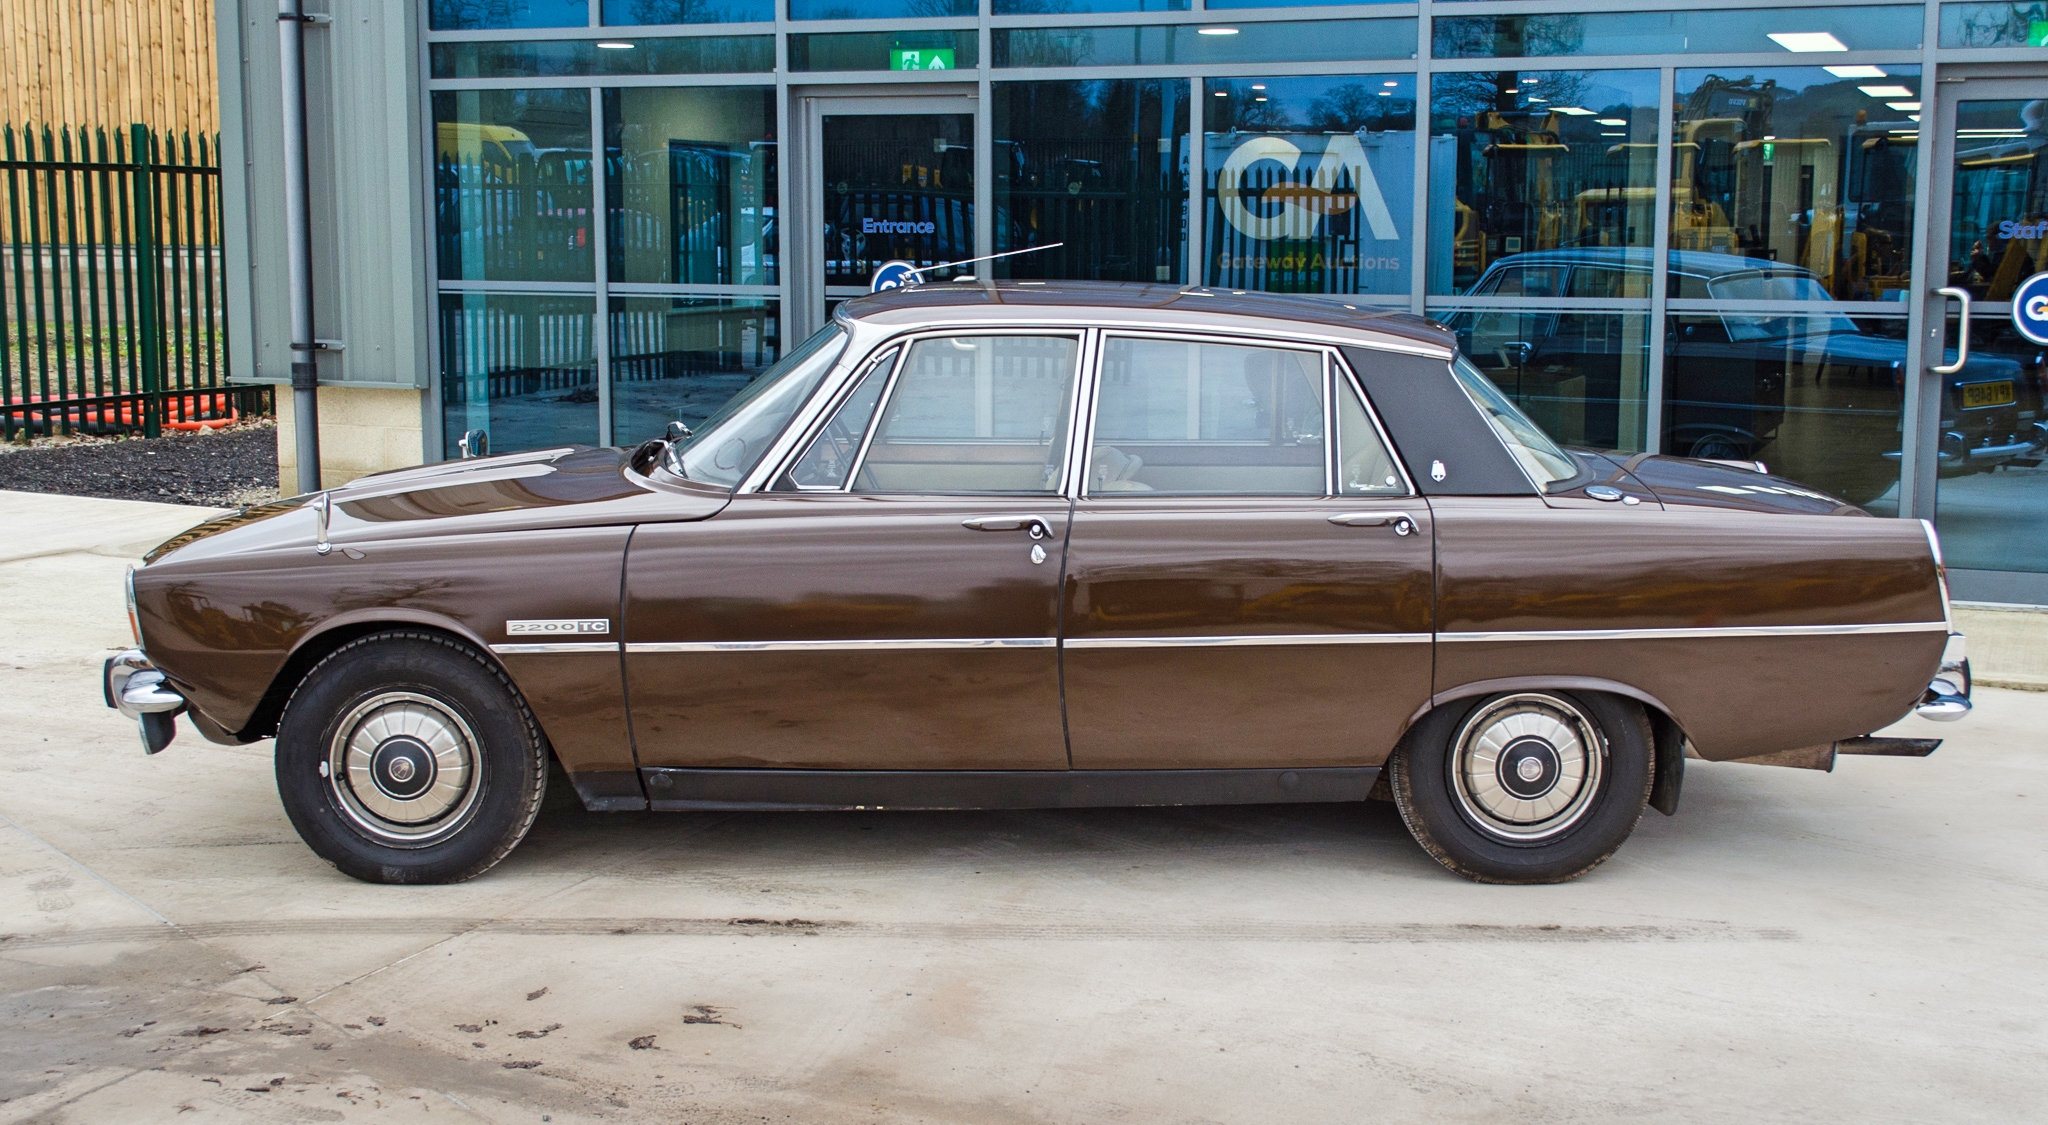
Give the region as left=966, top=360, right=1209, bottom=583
left=105, top=283, right=1972, bottom=885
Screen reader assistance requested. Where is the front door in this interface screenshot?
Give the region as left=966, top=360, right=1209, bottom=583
left=793, top=93, right=979, bottom=338
left=1060, top=334, right=1436, bottom=770
left=624, top=330, right=1085, bottom=771
left=1920, top=73, right=2048, bottom=603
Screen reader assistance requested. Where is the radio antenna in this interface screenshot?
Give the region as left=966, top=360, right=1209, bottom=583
left=904, top=242, right=1064, bottom=282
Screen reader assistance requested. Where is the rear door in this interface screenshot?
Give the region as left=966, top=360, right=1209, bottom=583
left=1060, top=335, right=1435, bottom=770
left=624, top=331, right=1084, bottom=771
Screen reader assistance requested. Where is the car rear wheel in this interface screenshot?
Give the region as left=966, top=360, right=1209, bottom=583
left=1388, top=691, right=1652, bottom=884
left=275, top=631, right=547, bottom=884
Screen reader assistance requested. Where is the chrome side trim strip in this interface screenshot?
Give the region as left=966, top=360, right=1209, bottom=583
left=1065, top=632, right=1433, bottom=649
left=626, top=637, right=1058, bottom=653
left=1437, top=622, right=1950, bottom=643
left=490, top=642, right=622, bottom=655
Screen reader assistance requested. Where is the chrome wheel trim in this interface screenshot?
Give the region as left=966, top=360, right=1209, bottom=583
left=327, top=691, right=482, bottom=845
left=1448, top=693, right=1605, bottom=844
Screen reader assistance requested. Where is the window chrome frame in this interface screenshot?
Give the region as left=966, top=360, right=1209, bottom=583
left=1331, top=349, right=1419, bottom=499
left=751, top=324, right=1091, bottom=497
left=776, top=344, right=904, bottom=492
left=1075, top=328, right=1420, bottom=502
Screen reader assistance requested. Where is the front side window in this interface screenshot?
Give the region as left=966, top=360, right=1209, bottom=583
left=1091, top=337, right=1326, bottom=495
left=667, top=324, right=847, bottom=486
left=854, top=335, right=1082, bottom=494
left=1452, top=354, right=1581, bottom=488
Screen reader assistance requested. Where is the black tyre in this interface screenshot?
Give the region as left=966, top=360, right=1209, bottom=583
left=275, top=631, right=547, bottom=884
left=1388, top=691, right=1652, bottom=884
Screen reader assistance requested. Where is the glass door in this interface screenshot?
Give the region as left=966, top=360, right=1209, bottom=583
left=1924, top=74, right=2048, bottom=599
left=793, top=93, right=979, bottom=338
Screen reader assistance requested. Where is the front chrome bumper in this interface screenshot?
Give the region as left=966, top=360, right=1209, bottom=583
left=103, top=648, right=186, bottom=754
left=1915, top=634, right=1972, bottom=722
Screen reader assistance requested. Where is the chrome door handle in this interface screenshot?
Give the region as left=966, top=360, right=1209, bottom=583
left=1932, top=287, right=1971, bottom=375
left=1329, top=511, right=1416, bottom=536
left=962, top=515, right=1054, bottom=539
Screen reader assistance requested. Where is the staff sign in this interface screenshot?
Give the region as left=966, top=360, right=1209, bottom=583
left=870, top=260, right=919, bottom=293
left=2014, top=270, right=2048, bottom=345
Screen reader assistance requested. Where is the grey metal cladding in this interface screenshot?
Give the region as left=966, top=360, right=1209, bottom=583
left=1343, top=347, right=1535, bottom=497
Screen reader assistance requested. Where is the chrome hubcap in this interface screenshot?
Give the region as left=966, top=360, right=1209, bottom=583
left=328, top=692, right=481, bottom=844
left=1450, top=694, right=1605, bottom=843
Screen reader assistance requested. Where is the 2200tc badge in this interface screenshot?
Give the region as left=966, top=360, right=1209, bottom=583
left=105, top=282, right=1971, bottom=885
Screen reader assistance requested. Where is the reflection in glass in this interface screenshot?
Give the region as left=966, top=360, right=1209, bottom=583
left=1664, top=312, right=1906, bottom=506
left=1436, top=307, right=1650, bottom=452
left=789, top=0, right=974, bottom=18
left=994, top=0, right=1184, bottom=10
left=790, top=31, right=979, bottom=71
left=784, top=349, right=895, bottom=489
left=1433, top=7, right=1923, bottom=58
left=670, top=324, right=845, bottom=486
left=1674, top=67, right=1919, bottom=302
left=993, top=20, right=1418, bottom=67
left=821, top=114, right=975, bottom=288
left=1093, top=338, right=1325, bottom=495
left=603, top=0, right=775, bottom=23
left=605, top=88, right=776, bottom=286
left=610, top=297, right=780, bottom=446
left=439, top=292, right=598, bottom=456
left=858, top=336, right=1081, bottom=494
left=1429, top=70, right=1659, bottom=295
left=430, top=37, right=774, bottom=78
left=1947, top=99, right=2048, bottom=301
left=433, top=89, right=594, bottom=284
left=992, top=80, right=1188, bottom=282
left=1939, top=2, right=2048, bottom=47
left=1933, top=317, right=2048, bottom=572
left=1204, top=75, right=1417, bottom=298
left=431, top=0, right=589, bottom=30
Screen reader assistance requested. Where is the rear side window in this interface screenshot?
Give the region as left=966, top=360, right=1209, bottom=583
left=1090, top=337, right=1326, bottom=496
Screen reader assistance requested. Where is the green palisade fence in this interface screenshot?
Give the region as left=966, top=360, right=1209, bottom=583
left=1, top=123, right=270, bottom=440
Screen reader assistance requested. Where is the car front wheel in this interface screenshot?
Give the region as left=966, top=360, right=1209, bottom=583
left=1388, top=690, right=1652, bottom=884
left=275, top=631, right=547, bottom=884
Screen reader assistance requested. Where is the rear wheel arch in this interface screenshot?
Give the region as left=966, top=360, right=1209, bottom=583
left=1406, top=675, right=1689, bottom=816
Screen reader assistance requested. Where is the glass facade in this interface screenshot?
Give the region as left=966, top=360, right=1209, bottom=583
left=421, top=1, right=2048, bottom=597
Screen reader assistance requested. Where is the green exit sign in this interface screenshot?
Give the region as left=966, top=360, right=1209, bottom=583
left=2031, top=19, right=2048, bottom=46
left=891, top=48, right=955, bottom=70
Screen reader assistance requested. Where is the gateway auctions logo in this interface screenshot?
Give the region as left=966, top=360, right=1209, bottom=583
left=1215, top=134, right=1399, bottom=244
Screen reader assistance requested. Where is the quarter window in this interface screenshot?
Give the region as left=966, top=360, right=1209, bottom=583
left=1090, top=337, right=1326, bottom=496
left=1336, top=378, right=1406, bottom=496
left=853, top=335, right=1081, bottom=494
left=782, top=348, right=897, bottom=490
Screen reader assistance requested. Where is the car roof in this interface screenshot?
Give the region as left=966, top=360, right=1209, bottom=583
left=836, top=280, right=1457, bottom=355
left=1473, top=247, right=1821, bottom=281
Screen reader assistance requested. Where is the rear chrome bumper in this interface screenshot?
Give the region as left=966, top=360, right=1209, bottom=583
left=103, top=648, right=185, bottom=754
left=1915, top=634, right=1972, bottom=722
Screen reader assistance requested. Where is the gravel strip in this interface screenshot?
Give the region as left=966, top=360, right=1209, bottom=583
left=0, top=421, right=282, bottom=507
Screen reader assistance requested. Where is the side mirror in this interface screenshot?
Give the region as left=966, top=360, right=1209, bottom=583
left=458, top=429, right=489, bottom=459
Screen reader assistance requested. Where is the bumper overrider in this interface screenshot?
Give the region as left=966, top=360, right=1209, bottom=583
left=103, top=648, right=186, bottom=754
left=1916, top=633, right=1972, bottom=721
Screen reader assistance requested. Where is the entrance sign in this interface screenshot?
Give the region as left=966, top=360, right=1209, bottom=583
left=871, top=260, right=919, bottom=292
left=890, top=48, right=954, bottom=70
left=2013, top=270, right=2048, bottom=345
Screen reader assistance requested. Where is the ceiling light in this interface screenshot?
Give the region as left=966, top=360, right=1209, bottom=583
left=1824, top=64, right=1887, bottom=77
left=1908, top=114, right=1920, bottom=122
left=1522, top=77, right=1539, bottom=83
left=1377, top=91, right=1391, bottom=96
left=1527, top=96, right=1548, bottom=102
left=1383, top=80, right=1398, bottom=87
left=1888, top=101, right=1921, bottom=111
left=1250, top=84, right=1265, bottom=90
left=1255, top=97, right=1268, bottom=102
left=1768, top=31, right=1848, bottom=51
left=1601, top=132, right=1626, bottom=136
left=1214, top=90, right=1228, bottom=96
left=1197, top=26, right=1239, bottom=35
left=1859, top=84, right=1915, bottom=98
left=1553, top=107, right=1595, bottom=115
left=595, top=41, right=635, bottom=49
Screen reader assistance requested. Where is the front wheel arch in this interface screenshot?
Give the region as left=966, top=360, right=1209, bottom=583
left=242, top=614, right=500, bottom=742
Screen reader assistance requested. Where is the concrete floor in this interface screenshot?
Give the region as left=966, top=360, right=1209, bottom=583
left=2, top=490, right=2044, bottom=1124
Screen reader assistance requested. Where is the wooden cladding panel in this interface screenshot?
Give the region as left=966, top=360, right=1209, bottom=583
left=0, top=0, right=217, bottom=137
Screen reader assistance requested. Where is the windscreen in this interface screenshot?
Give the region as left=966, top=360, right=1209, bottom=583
left=667, top=325, right=848, bottom=487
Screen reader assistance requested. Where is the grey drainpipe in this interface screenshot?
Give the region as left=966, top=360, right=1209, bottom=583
left=278, top=0, right=322, bottom=494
